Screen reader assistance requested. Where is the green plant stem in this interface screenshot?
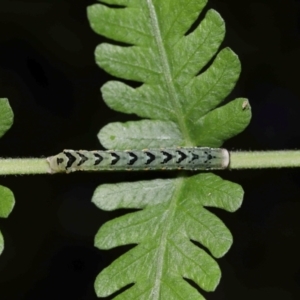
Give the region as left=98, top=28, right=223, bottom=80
left=0, top=151, right=300, bottom=175
left=0, top=158, right=49, bottom=175
left=230, top=150, right=300, bottom=169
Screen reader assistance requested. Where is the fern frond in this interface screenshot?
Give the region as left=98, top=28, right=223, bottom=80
left=92, top=174, right=243, bottom=298
left=88, top=0, right=251, bottom=298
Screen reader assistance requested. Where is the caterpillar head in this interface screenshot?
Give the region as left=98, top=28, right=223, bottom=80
left=47, top=152, right=68, bottom=173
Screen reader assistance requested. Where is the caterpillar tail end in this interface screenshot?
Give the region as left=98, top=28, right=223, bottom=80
left=221, top=148, right=230, bottom=169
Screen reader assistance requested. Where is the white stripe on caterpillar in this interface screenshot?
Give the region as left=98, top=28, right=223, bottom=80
left=47, top=147, right=229, bottom=173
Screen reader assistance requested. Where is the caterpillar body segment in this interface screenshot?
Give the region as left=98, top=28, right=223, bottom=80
left=47, top=147, right=229, bottom=174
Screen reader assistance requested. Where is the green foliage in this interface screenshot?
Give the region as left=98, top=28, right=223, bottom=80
left=98, top=120, right=184, bottom=149
left=93, top=174, right=243, bottom=298
left=0, top=98, right=15, bottom=255
left=0, top=186, right=15, bottom=219
left=0, top=98, right=14, bottom=139
left=88, top=0, right=251, bottom=298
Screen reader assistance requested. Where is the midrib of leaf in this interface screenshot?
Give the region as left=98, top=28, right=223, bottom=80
left=151, top=178, right=185, bottom=299
left=146, top=0, right=192, bottom=145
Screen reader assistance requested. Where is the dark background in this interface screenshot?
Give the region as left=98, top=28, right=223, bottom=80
left=0, top=0, right=300, bottom=299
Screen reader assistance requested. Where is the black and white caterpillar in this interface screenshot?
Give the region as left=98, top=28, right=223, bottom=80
left=47, top=147, right=229, bottom=173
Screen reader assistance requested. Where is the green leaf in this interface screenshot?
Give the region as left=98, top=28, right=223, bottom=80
left=0, top=185, right=15, bottom=218
left=91, top=3, right=251, bottom=147
left=92, top=174, right=243, bottom=297
left=0, top=185, right=15, bottom=256
left=192, top=98, right=251, bottom=147
left=88, top=0, right=251, bottom=298
left=99, top=120, right=184, bottom=149
left=0, top=98, right=14, bottom=256
left=0, top=98, right=14, bottom=138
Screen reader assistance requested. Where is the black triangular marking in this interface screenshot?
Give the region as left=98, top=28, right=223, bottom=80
left=203, top=154, right=212, bottom=164
left=64, top=151, right=76, bottom=169
left=161, top=151, right=173, bottom=164
left=94, top=153, right=103, bottom=165
left=110, top=152, right=120, bottom=165
left=128, top=152, right=138, bottom=165
left=77, top=152, right=88, bottom=166
left=189, top=152, right=199, bottom=163
left=176, top=150, right=187, bottom=164
left=204, top=151, right=213, bottom=161
left=145, top=152, right=155, bottom=165
left=57, top=158, right=64, bottom=165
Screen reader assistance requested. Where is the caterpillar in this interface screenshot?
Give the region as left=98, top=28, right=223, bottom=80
left=47, top=147, right=229, bottom=173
